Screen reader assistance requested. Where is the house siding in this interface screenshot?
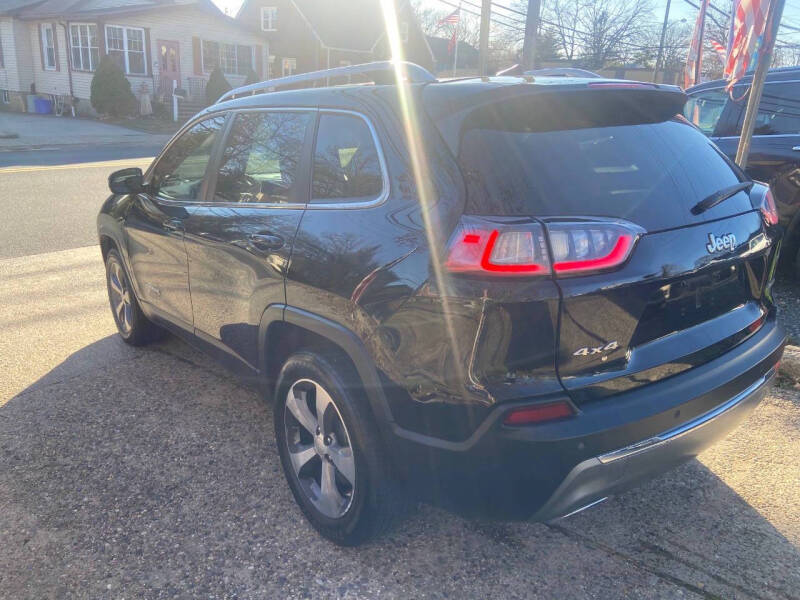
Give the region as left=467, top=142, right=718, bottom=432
left=3, top=6, right=266, bottom=114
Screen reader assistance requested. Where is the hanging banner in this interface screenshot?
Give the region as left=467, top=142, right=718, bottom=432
left=685, top=0, right=710, bottom=88
left=725, top=0, right=772, bottom=90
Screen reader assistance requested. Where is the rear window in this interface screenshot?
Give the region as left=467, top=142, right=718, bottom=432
left=458, top=119, right=751, bottom=231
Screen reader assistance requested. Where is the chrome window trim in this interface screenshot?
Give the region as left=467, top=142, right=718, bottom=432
left=146, top=107, right=390, bottom=211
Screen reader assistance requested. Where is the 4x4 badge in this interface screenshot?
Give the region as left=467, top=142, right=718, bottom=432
left=573, top=341, right=619, bottom=357
left=706, top=233, right=736, bottom=254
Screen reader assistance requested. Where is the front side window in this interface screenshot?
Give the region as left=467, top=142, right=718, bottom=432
left=41, top=23, right=56, bottom=70
left=214, top=111, right=313, bottom=204
left=152, top=116, right=226, bottom=201
left=684, top=89, right=729, bottom=136
left=261, top=6, right=277, bottom=31
left=739, top=82, right=800, bottom=136
left=105, top=25, right=146, bottom=75
left=311, top=113, right=383, bottom=203
left=70, top=23, right=99, bottom=71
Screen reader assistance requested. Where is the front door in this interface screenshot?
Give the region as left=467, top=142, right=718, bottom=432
left=158, top=40, right=180, bottom=97
left=182, top=109, right=315, bottom=370
left=126, top=114, right=227, bottom=329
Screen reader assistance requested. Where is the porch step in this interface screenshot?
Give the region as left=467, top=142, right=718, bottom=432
left=176, top=100, right=205, bottom=119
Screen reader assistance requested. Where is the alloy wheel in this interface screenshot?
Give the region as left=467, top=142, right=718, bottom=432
left=284, top=378, right=356, bottom=519
left=108, top=259, right=133, bottom=335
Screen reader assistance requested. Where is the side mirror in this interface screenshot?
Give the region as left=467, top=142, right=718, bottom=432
left=108, top=167, right=145, bottom=194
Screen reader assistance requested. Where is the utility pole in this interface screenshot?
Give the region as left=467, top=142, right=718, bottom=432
left=478, top=0, right=491, bottom=76
left=520, top=0, right=541, bottom=71
left=653, top=0, right=672, bottom=82
left=735, top=0, right=786, bottom=168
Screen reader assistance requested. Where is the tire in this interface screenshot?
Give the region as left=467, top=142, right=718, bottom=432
left=104, top=249, right=163, bottom=346
left=274, top=351, right=407, bottom=545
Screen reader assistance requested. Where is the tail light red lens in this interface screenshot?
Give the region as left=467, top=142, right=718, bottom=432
left=444, top=218, right=551, bottom=275
left=503, top=401, right=575, bottom=426
left=445, top=217, right=642, bottom=278
left=758, top=188, right=779, bottom=226
left=547, top=221, right=644, bottom=277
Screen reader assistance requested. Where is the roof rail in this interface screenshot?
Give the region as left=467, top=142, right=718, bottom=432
left=216, top=61, right=436, bottom=104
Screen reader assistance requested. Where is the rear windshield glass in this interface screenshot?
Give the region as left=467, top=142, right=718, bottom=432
left=458, top=119, right=750, bottom=231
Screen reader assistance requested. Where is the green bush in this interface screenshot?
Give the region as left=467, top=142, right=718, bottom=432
left=243, top=67, right=260, bottom=86
left=205, top=67, right=231, bottom=105
left=90, top=56, right=137, bottom=117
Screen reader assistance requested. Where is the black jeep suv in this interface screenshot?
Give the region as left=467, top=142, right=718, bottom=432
left=98, top=62, right=786, bottom=545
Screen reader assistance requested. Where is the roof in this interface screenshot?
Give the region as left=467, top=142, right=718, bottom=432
left=5, top=0, right=234, bottom=21
left=687, top=66, right=800, bottom=93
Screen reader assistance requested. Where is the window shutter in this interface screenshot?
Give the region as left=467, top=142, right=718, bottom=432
left=255, top=44, right=263, bottom=79
left=97, top=21, right=106, bottom=56
left=52, top=22, right=60, bottom=71
left=192, top=36, right=202, bottom=75
left=38, top=25, right=45, bottom=70
left=144, top=27, right=151, bottom=76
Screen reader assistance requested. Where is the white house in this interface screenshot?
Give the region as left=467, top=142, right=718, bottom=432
left=0, top=0, right=268, bottom=115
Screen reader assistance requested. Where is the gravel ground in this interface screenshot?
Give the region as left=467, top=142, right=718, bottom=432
left=774, top=275, right=800, bottom=343
left=1, top=246, right=799, bottom=599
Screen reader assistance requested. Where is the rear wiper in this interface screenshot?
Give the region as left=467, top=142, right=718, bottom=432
left=691, top=181, right=754, bottom=215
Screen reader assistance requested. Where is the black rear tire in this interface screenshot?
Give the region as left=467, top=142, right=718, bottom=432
left=104, top=249, right=164, bottom=346
left=274, top=351, right=407, bottom=546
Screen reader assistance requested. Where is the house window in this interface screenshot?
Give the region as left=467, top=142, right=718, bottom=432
left=202, top=40, right=219, bottom=73
left=41, top=23, right=57, bottom=70
left=1, top=90, right=9, bottom=104
left=105, top=25, right=146, bottom=75
left=400, top=21, right=409, bottom=43
left=282, top=57, right=296, bottom=76
left=69, top=23, right=99, bottom=71
left=220, top=43, right=254, bottom=75
left=261, top=6, right=277, bottom=31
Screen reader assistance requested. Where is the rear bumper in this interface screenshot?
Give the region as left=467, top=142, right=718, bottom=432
left=532, top=365, right=776, bottom=521
left=391, top=316, right=785, bottom=519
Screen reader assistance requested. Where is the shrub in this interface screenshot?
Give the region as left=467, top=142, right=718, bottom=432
left=243, top=67, right=260, bottom=86
left=90, top=56, right=137, bottom=117
left=205, top=67, right=231, bottom=105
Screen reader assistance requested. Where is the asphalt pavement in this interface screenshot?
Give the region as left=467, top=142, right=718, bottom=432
left=0, top=129, right=799, bottom=598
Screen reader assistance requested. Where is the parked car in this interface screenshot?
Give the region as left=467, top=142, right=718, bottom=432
left=686, top=67, right=800, bottom=275
left=98, top=62, right=786, bottom=546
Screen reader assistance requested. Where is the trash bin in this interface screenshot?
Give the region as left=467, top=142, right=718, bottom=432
left=26, top=94, right=37, bottom=113
left=34, top=97, right=53, bottom=114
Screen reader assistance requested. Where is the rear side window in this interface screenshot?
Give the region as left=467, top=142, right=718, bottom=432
left=311, top=113, right=383, bottom=203
left=152, top=115, right=226, bottom=201
left=737, top=81, right=800, bottom=135
left=213, top=111, right=312, bottom=204
left=458, top=119, right=749, bottom=231
left=684, top=89, right=732, bottom=136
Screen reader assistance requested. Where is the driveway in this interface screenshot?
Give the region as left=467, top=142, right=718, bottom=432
left=0, top=112, right=172, bottom=151
left=1, top=244, right=799, bottom=599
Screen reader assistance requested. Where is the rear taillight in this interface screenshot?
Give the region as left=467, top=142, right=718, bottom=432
left=444, top=217, right=550, bottom=275
left=547, top=221, right=643, bottom=277
left=758, top=188, right=779, bottom=226
left=444, top=217, right=643, bottom=278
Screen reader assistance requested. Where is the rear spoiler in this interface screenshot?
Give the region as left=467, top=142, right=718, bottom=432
left=425, top=82, right=687, bottom=155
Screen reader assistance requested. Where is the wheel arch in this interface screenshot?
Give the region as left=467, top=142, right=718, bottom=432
left=259, top=305, right=396, bottom=440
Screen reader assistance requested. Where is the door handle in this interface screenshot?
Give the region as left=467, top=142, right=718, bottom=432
left=163, top=218, right=184, bottom=232
left=248, top=233, right=284, bottom=251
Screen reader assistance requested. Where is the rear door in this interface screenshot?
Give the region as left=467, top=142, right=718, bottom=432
left=457, top=89, right=777, bottom=405
left=182, top=109, right=315, bottom=371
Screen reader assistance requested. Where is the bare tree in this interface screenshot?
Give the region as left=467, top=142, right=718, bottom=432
left=411, top=0, right=481, bottom=48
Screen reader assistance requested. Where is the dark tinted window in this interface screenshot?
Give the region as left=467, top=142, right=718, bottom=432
left=214, top=111, right=312, bottom=204
left=311, top=113, right=383, bottom=203
left=735, top=82, right=800, bottom=135
left=153, top=116, right=225, bottom=201
left=684, top=89, right=733, bottom=135
left=458, top=119, right=749, bottom=231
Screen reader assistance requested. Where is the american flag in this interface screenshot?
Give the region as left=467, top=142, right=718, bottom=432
left=684, top=0, right=709, bottom=89
left=725, top=0, right=772, bottom=91
left=438, top=8, right=460, bottom=25
left=709, top=38, right=727, bottom=61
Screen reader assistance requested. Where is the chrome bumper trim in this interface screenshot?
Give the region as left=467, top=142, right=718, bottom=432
left=598, top=365, right=777, bottom=465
